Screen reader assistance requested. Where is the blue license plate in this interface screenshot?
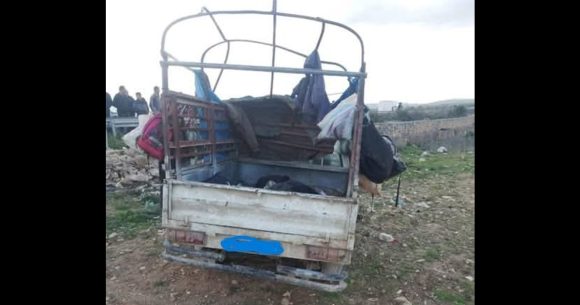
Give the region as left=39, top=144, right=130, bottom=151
left=221, top=235, right=284, bottom=256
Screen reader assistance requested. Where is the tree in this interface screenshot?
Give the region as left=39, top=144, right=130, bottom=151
left=448, top=105, right=467, bottom=118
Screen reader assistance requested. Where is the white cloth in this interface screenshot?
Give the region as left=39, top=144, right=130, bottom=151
left=122, top=114, right=152, bottom=150
left=316, top=93, right=357, bottom=142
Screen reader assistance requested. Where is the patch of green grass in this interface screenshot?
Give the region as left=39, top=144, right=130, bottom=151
left=396, top=262, right=416, bottom=279
left=434, top=289, right=467, bottom=305
left=153, top=280, right=168, bottom=288
left=356, top=256, right=384, bottom=278
left=107, top=133, right=126, bottom=149
left=397, top=145, right=474, bottom=181
left=460, top=280, right=475, bottom=303
left=106, top=192, right=160, bottom=238
left=424, top=248, right=441, bottom=262
left=319, top=292, right=345, bottom=305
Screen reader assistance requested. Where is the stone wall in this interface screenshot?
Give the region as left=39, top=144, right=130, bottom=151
left=375, top=115, right=474, bottom=150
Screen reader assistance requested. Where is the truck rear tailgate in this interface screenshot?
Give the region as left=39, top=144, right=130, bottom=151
left=163, top=179, right=359, bottom=263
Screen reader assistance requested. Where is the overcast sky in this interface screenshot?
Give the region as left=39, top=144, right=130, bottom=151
left=106, top=0, right=474, bottom=104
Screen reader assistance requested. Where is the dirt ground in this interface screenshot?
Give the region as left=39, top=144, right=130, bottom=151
left=106, top=149, right=474, bottom=305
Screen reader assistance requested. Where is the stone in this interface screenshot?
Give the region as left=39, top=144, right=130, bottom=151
left=394, top=296, right=412, bottom=305
left=414, top=202, right=430, bottom=208
left=378, top=233, right=395, bottom=242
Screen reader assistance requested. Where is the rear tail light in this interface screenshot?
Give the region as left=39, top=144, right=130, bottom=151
left=306, top=245, right=347, bottom=262
left=166, top=229, right=206, bottom=245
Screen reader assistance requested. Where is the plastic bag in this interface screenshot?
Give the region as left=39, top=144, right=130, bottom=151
left=122, top=114, right=151, bottom=150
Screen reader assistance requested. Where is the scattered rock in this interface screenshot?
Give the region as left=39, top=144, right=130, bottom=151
left=368, top=298, right=379, bottom=302
left=378, top=233, right=395, bottom=242
left=394, top=296, right=412, bottom=305
left=231, top=280, right=238, bottom=285
left=419, top=158, right=426, bottom=162
left=415, top=259, right=425, bottom=263
left=281, top=298, right=290, bottom=305
left=465, top=276, right=474, bottom=281
left=421, top=151, right=430, bottom=157
left=414, top=202, right=430, bottom=208
left=465, top=259, right=474, bottom=265
left=110, top=276, right=116, bottom=281
left=106, top=148, right=159, bottom=187
left=139, top=266, right=146, bottom=271
left=108, top=232, right=118, bottom=239
left=169, top=293, right=177, bottom=302
left=437, top=146, right=448, bottom=153
left=283, top=291, right=291, bottom=298
left=397, top=289, right=402, bottom=294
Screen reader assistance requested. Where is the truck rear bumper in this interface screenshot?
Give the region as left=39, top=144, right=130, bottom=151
left=162, top=247, right=348, bottom=292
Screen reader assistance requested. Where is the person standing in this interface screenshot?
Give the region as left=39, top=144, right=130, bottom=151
left=149, top=86, right=161, bottom=114
left=106, top=92, right=113, bottom=118
left=133, top=92, right=150, bottom=115
left=113, top=86, right=135, bottom=117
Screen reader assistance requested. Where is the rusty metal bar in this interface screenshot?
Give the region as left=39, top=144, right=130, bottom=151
left=269, top=0, right=278, bottom=97
left=160, top=10, right=365, bottom=67
left=201, top=7, right=230, bottom=92
left=315, top=22, right=326, bottom=51
left=346, top=64, right=366, bottom=197
left=200, top=39, right=348, bottom=71
left=163, top=61, right=365, bottom=77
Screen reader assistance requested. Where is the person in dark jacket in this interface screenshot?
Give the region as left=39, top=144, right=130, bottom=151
left=106, top=92, right=113, bottom=118
left=149, top=86, right=161, bottom=114
left=113, top=86, right=135, bottom=117
left=133, top=92, right=150, bottom=115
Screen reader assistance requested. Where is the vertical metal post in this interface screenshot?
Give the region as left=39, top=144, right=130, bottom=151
left=346, top=63, right=366, bottom=198
left=160, top=56, right=173, bottom=176
left=269, top=0, right=278, bottom=97
left=111, top=120, right=117, bottom=137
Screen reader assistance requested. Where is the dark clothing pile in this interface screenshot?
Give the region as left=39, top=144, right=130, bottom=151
left=290, top=50, right=330, bottom=124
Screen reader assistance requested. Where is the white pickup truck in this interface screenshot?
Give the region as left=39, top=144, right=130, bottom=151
left=158, top=5, right=368, bottom=292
